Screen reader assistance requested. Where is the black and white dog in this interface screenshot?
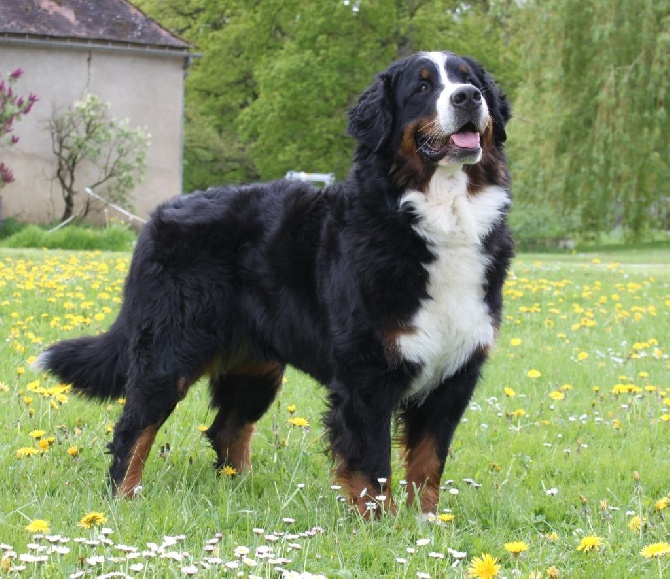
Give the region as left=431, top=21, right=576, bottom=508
left=37, top=51, right=513, bottom=516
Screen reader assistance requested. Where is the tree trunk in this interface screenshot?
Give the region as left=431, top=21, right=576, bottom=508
left=61, top=193, right=74, bottom=223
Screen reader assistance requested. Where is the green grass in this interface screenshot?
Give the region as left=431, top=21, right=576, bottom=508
left=0, top=223, right=137, bottom=251
left=0, top=248, right=668, bottom=577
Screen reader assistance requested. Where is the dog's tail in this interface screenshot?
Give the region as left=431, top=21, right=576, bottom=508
left=33, top=313, right=129, bottom=401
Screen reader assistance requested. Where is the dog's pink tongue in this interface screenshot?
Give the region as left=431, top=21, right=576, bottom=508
left=450, top=132, right=480, bottom=148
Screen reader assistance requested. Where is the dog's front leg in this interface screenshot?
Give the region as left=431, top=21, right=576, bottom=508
left=324, top=380, right=395, bottom=518
left=399, top=352, right=485, bottom=515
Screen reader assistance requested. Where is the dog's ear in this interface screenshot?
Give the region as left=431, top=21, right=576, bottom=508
left=462, top=56, right=510, bottom=147
left=347, top=60, right=405, bottom=152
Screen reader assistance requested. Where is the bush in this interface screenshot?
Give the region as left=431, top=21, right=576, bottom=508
left=0, top=224, right=137, bottom=251
left=509, top=203, right=579, bottom=251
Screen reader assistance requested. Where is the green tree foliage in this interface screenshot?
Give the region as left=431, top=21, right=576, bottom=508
left=47, top=94, right=150, bottom=223
left=136, top=0, right=521, bottom=187
left=510, top=0, right=670, bottom=240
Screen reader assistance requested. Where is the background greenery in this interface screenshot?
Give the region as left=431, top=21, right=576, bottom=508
left=129, top=0, right=669, bottom=243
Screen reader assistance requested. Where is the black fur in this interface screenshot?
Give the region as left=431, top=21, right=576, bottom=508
left=37, top=51, right=513, bottom=515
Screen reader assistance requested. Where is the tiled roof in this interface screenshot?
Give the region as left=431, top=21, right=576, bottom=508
left=0, top=0, right=190, bottom=49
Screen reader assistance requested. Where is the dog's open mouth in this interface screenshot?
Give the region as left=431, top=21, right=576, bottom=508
left=417, top=122, right=481, bottom=162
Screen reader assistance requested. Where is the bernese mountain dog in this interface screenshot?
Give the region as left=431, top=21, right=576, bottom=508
left=36, top=51, right=513, bottom=517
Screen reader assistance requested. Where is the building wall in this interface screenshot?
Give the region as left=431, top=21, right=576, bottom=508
left=0, top=42, right=186, bottom=223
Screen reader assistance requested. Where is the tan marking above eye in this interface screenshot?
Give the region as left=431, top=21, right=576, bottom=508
left=420, top=68, right=431, bottom=80
left=460, top=64, right=469, bottom=74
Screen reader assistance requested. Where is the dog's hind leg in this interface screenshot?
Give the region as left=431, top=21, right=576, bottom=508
left=108, top=372, right=191, bottom=497
left=205, top=361, right=284, bottom=474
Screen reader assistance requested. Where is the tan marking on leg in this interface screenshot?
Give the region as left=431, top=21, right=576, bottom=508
left=404, top=435, right=443, bottom=514
left=117, top=425, right=158, bottom=498
left=333, top=461, right=394, bottom=518
left=176, top=377, right=194, bottom=400
left=213, top=423, right=254, bottom=473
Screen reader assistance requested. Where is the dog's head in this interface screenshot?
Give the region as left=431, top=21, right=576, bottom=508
left=348, top=52, right=510, bottom=188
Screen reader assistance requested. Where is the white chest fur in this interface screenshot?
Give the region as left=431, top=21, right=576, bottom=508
left=398, top=167, right=509, bottom=400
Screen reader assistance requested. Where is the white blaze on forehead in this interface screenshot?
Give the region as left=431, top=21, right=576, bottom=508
left=422, top=51, right=489, bottom=136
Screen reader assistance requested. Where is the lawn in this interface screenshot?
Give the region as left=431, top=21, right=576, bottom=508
left=0, top=247, right=668, bottom=578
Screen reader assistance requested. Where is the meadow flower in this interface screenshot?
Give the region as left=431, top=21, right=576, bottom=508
left=77, top=512, right=107, bottom=529
left=16, top=447, right=38, bottom=459
left=436, top=513, right=455, bottom=524
left=627, top=515, right=645, bottom=532
left=549, top=391, right=565, bottom=401
left=504, top=387, right=516, bottom=397
left=655, top=496, right=669, bottom=510
left=510, top=338, right=522, bottom=347
left=25, top=519, right=49, bottom=534
left=576, top=536, right=603, bottom=552
left=546, top=566, right=560, bottom=578
left=287, top=417, right=309, bottom=428
left=28, top=429, right=45, bottom=439
left=504, top=541, right=529, bottom=555
left=640, top=542, right=670, bottom=558
left=287, top=404, right=296, bottom=413
left=220, top=465, right=237, bottom=477
left=526, top=369, right=541, bottom=379
left=67, top=446, right=79, bottom=457
left=467, top=553, right=501, bottom=578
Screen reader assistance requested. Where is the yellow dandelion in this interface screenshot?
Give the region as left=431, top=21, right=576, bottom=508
left=287, top=416, right=309, bottom=428
left=287, top=404, right=297, bottom=414
left=220, top=465, right=237, bottom=477
left=28, top=429, right=46, bottom=439
left=577, top=352, right=589, bottom=361
left=504, top=541, right=529, bottom=555
left=527, top=369, right=542, bottom=379
left=38, top=439, right=52, bottom=452
left=67, top=445, right=79, bottom=457
left=545, top=532, right=559, bottom=541
left=576, top=536, right=603, bottom=552
left=655, top=496, right=669, bottom=511
left=640, top=542, right=670, bottom=558
left=25, top=519, right=50, bottom=534
left=437, top=513, right=455, bottom=523
left=510, top=338, right=522, bottom=347
left=16, top=447, right=38, bottom=459
left=467, top=553, right=501, bottom=578
left=197, top=424, right=208, bottom=432
left=504, top=387, right=516, bottom=398
left=77, top=511, right=107, bottom=529
left=660, top=414, right=670, bottom=422
left=509, top=409, right=526, bottom=418
left=549, top=391, right=565, bottom=401
left=546, top=566, right=560, bottom=578
left=628, top=516, right=645, bottom=533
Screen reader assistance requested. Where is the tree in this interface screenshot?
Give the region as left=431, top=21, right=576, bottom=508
left=509, top=0, right=670, bottom=240
left=135, top=0, right=524, bottom=187
left=0, top=68, right=38, bottom=191
left=47, top=94, right=150, bottom=223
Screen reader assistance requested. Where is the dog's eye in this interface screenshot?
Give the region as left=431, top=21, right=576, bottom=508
left=418, top=82, right=430, bottom=93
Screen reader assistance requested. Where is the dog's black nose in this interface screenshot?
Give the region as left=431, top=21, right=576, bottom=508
left=450, top=85, right=482, bottom=111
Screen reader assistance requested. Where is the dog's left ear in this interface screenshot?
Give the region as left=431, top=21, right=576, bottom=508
left=462, top=56, right=510, bottom=147
left=347, top=60, right=405, bottom=152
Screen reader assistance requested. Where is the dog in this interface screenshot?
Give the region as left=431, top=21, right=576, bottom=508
left=36, top=51, right=513, bottom=517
